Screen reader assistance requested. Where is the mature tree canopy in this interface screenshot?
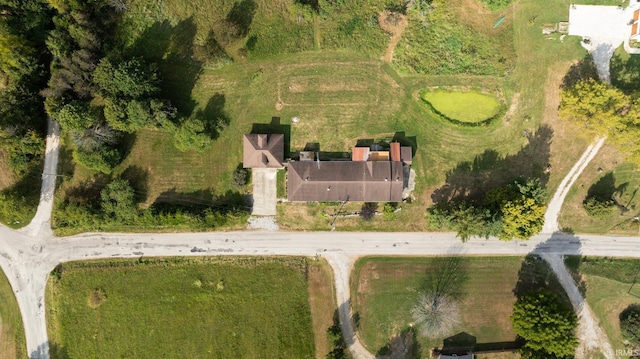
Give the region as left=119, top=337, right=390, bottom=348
left=100, top=179, right=137, bottom=223
left=560, top=79, right=640, bottom=168
left=511, top=289, right=578, bottom=358
left=93, top=58, right=159, bottom=99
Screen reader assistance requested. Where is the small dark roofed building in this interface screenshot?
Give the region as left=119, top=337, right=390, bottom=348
left=287, top=161, right=404, bottom=202
left=243, top=134, right=284, bottom=168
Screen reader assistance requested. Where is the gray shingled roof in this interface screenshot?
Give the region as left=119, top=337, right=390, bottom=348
left=287, top=161, right=404, bottom=202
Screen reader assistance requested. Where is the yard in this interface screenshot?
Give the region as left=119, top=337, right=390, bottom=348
left=565, top=256, right=640, bottom=353
left=559, top=142, right=640, bottom=235
left=0, top=269, right=25, bottom=359
left=49, top=0, right=606, bottom=233
left=46, top=256, right=335, bottom=358
left=351, top=256, right=567, bottom=358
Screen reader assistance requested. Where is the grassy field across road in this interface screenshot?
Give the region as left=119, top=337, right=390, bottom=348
left=0, top=269, right=25, bottom=359
left=565, top=256, right=640, bottom=354
left=351, top=256, right=566, bottom=358
left=46, top=256, right=334, bottom=359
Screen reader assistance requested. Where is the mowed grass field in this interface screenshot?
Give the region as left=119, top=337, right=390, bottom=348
left=46, top=257, right=335, bottom=359
left=351, top=256, right=564, bottom=357
left=565, top=257, right=640, bottom=353
left=50, top=0, right=630, bottom=233
left=0, top=269, right=26, bottom=359
left=559, top=142, right=640, bottom=235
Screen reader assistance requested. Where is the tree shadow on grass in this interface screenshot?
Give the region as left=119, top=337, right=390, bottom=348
left=586, top=171, right=629, bottom=210
left=420, top=245, right=469, bottom=300
left=128, top=18, right=202, bottom=117
left=193, top=93, right=230, bottom=140
left=561, top=54, right=598, bottom=89
left=431, top=125, right=552, bottom=206
left=153, top=188, right=249, bottom=214
left=376, top=326, right=421, bottom=359
left=611, top=50, right=640, bottom=94
left=226, top=0, right=258, bottom=38
left=30, top=341, right=68, bottom=359
left=120, top=165, right=149, bottom=204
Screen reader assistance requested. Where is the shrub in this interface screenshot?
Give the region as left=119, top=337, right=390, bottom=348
left=583, top=196, right=616, bottom=218
left=620, top=304, right=640, bottom=348
left=232, top=167, right=248, bottom=189
left=383, top=203, right=396, bottom=220
left=359, top=202, right=377, bottom=222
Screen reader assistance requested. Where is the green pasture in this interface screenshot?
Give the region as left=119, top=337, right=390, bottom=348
left=422, top=89, right=502, bottom=124
left=46, top=257, right=318, bottom=358
left=351, top=256, right=567, bottom=357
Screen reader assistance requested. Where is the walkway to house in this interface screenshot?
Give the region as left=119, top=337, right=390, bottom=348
left=250, top=167, right=278, bottom=216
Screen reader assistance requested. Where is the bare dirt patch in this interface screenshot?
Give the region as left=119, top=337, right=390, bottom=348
left=504, top=93, right=520, bottom=120
left=379, top=11, right=408, bottom=63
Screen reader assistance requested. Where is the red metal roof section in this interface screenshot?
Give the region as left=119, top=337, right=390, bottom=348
left=390, top=142, right=401, bottom=162
left=352, top=147, right=370, bottom=161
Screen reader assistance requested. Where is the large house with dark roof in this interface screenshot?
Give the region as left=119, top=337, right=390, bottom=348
left=243, top=133, right=412, bottom=203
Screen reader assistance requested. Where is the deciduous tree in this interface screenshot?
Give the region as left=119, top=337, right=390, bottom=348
left=511, top=289, right=578, bottom=358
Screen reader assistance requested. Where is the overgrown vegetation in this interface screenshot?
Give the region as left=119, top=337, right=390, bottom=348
left=0, top=0, right=52, bottom=227
left=427, top=178, right=547, bottom=241
left=394, top=0, right=515, bottom=75
left=560, top=78, right=640, bottom=168
left=53, top=177, right=249, bottom=235
left=620, top=304, right=640, bottom=350
left=46, top=256, right=316, bottom=358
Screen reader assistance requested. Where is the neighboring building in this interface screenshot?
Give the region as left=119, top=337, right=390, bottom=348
left=568, top=0, right=640, bottom=54
left=243, top=134, right=285, bottom=169
left=287, top=143, right=412, bottom=202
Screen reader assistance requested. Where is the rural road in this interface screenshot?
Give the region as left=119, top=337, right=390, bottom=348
left=2, top=227, right=638, bottom=359
left=0, top=121, right=620, bottom=359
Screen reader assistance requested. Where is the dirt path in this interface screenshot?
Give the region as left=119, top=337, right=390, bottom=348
left=20, top=118, right=59, bottom=239
left=540, top=253, right=615, bottom=359
left=379, top=12, right=408, bottom=63
left=325, top=254, right=374, bottom=359
left=542, top=137, right=606, bottom=233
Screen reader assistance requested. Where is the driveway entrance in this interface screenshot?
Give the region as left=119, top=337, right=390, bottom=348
left=250, top=168, right=278, bottom=216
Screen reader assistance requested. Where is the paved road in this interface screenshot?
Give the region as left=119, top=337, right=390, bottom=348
left=2, top=224, right=639, bottom=358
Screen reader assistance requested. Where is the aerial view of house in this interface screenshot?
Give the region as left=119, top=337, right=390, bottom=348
left=0, top=0, right=640, bottom=358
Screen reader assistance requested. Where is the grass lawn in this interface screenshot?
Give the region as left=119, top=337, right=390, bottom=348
left=46, top=256, right=335, bottom=359
left=52, top=0, right=624, bottom=232
left=559, top=142, right=640, bottom=235
left=351, top=256, right=566, bottom=358
left=0, top=269, right=25, bottom=359
left=565, top=256, right=640, bottom=353
left=421, top=89, right=502, bottom=124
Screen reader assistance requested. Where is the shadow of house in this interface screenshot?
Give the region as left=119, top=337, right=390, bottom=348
left=431, top=125, right=552, bottom=206
left=251, top=117, right=291, bottom=158
left=435, top=332, right=520, bottom=358
left=392, top=131, right=418, bottom=157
